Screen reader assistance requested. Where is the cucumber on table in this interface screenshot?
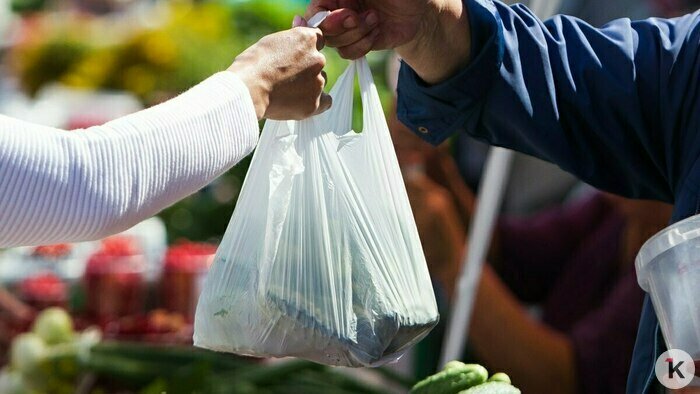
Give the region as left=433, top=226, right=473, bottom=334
left=410, top=363, right=488, bottom=394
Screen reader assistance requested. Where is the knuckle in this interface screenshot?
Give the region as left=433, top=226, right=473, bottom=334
left=303, top=28, right=316, bottom=42
left=314, top=53, right=326, bottom=68
left=316, top=75, right=326, bottom=89
left=294, top=28, right=310, bottom=43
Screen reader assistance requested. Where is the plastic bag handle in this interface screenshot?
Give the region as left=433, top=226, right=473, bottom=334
left=354, top=57, right=386, bottom=135
left=307, top=11, right=330, bottom=28
left=300, top=11, right=386, bottom=136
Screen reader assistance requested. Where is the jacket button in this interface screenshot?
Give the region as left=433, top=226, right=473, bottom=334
left=418, top=126, right=429, bottom=134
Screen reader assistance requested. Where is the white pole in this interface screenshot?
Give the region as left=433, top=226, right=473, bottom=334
left=437, top=0, right=563, bottom=368
left=438, top=147, right=513, bottom=367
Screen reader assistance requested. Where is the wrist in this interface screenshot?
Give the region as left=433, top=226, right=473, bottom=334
left=397, top=0, right=470, bottom=84
left=228, top=64, right=270, bottom=120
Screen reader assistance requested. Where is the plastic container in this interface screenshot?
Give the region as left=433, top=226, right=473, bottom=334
left=636, top=213, right=700, bottom=379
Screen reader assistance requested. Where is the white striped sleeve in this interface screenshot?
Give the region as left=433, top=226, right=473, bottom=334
left=0, top=71, right=259, bottom=247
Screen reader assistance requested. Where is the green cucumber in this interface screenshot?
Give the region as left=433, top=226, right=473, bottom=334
left=411, top=363, right=488, bottom=394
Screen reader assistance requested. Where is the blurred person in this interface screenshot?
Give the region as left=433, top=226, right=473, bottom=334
left=467, top=194, right=671, bottom=394
left=0, top=23, right=331, bottom=248
left=391, top=101, right=672, bottom=393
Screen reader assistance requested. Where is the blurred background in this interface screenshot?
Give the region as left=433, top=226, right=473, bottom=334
left=0, top=0, right=697, bottom=393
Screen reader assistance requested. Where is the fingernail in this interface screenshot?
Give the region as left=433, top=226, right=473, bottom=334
left=343, top=16, right=357, bottom=29
left=365, top=12, right=378, bottom=26
left=292, top=15, right=303, bottom=27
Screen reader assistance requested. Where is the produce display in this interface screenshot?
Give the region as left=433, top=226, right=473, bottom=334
left=2, top=308, right=101, bottom=393
left=411, top=361, right=521, bottom=394
left=0, top=308, right=404, bottom=393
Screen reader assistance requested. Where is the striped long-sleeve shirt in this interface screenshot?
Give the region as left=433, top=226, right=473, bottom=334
left=0, top=71, right=258, bottom=247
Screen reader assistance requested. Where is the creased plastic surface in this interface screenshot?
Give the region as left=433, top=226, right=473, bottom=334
left=194, top=59, right=439, bottom=367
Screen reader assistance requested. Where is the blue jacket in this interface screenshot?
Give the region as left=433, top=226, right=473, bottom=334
left=397, top=1, right=700, bottom=392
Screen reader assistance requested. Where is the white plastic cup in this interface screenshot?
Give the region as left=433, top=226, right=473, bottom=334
left=636, top=213, right=700, bottom=383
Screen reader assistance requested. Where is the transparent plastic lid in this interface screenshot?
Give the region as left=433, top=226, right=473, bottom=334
left=636, top=213, right=700, bottom=291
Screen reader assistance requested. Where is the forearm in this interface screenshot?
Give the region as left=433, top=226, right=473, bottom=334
left=0, top=72, right=258, bottom=247
left=397, top=0, right=471, bottom=84
left=469, top=265, right=577, bottom=393
left=399, top=2, right=700, bottom=202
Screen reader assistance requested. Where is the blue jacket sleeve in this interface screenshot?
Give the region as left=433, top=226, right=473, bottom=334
left=397, top=0, right=700, bottom=202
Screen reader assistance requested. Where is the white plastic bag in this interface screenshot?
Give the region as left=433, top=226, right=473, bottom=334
left=194, top=59, right=439, bottom=367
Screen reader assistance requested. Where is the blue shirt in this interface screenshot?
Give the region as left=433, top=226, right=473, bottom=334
left=397, top=1, right=700, bottom=392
